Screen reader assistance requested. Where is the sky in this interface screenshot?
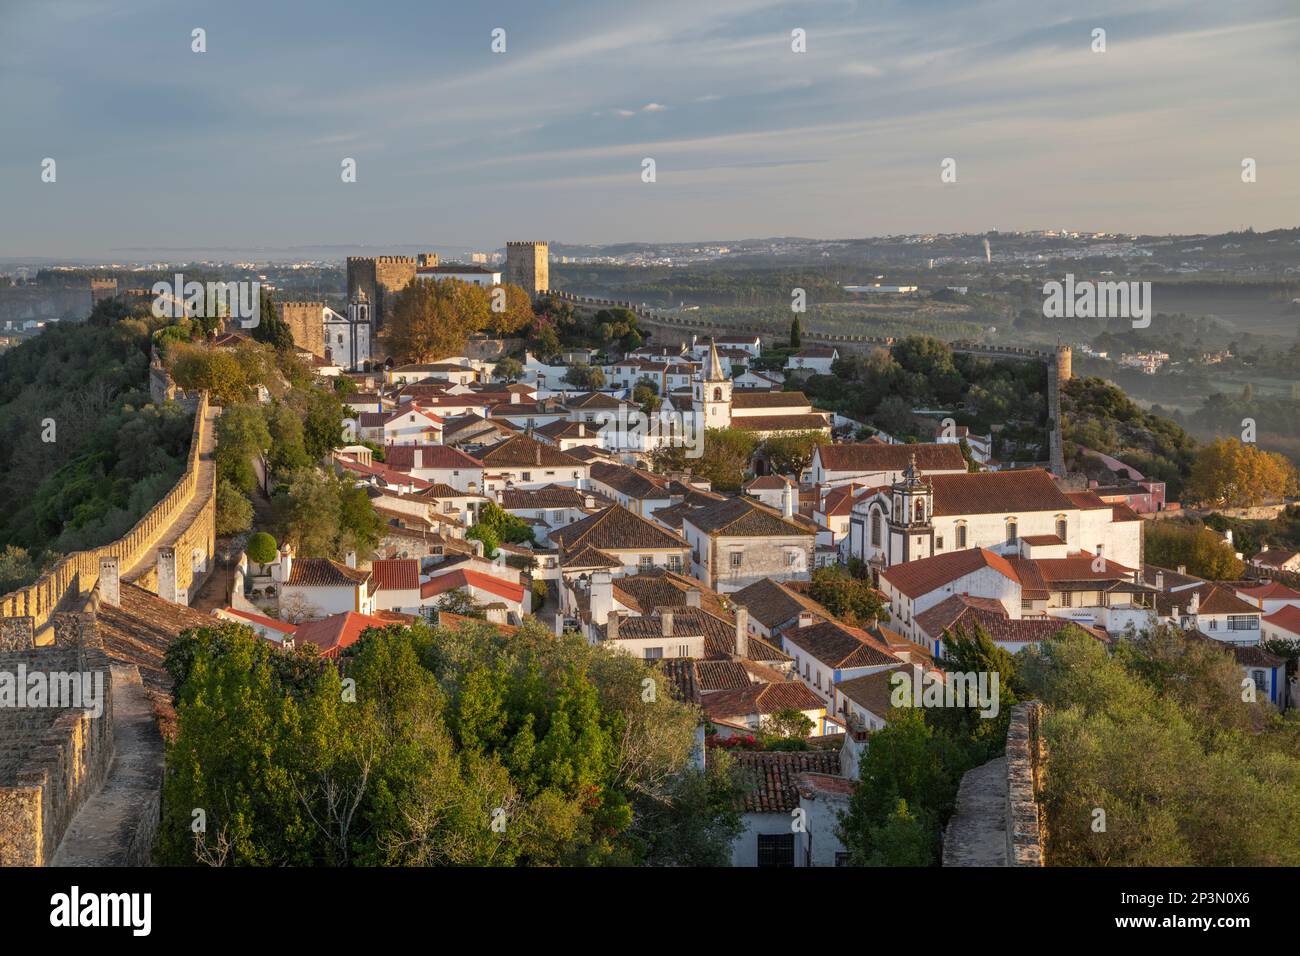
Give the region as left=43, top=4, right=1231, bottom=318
left=1, top=0, right=1298, bottom=260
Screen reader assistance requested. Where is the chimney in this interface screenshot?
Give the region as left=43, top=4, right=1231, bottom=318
left=345, top=550, right=357, bottom=569
left=274, top=543, right=294, bottom=584
left=734, top=606, right=749, bottom=659
left=471, top=539, right=485, bottom=558
left=607, top=611, right=620, bottom=641
left=1189, top=590, right=1200, bottom=614
left=797, top=610, right=814, bottom=628
left=98, top=556, right=120, bottom=608
left=536, top=444, right=542, bottom=466
left=485, top=605, right=508, bottom=625
left=781, top=482, right=794, bottom=519
left=1155, top=571, right=1164, bottom=591
left=1177, top=564, right=1186, bottom=575
left=590, top=570, right=613, bottom=624
left=661, top=610, right=674, bottom=637
left=578, top=422, right=585, bottom=437
left=156, top=546, right=181, bottom=604
left=686, top=588, right=701, bottom=608
left=413, top=447, right=422, bottom=470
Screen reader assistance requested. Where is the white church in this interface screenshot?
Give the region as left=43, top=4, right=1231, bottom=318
left=848, top=455, right=1143, bottom=573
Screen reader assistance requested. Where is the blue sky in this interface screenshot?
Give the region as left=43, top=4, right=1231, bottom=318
left=2, top=0, right=1298, bottom=259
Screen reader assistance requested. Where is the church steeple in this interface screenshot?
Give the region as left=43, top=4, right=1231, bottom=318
left=705, top=338, right=726, bottom=382
left=692, top=337, right=733, bottom=427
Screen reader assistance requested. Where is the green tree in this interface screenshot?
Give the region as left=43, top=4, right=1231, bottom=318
left=1144, top=520, right=1244, bottom=580
left=264, top=402, right=311, bottom=475
left=760, top=430, right=829, bottom=476
left=808, top=566, right=887, bottom=626
left=216, top=478, right=254, bottom=537
left=494, top=356, right=524, bottom=382
left=563, top=363, right=606, bottom=390
left=215, top=404, right=271, bottom=496
left=790, top=316, right=801, bottom=349
left=838, top=707, right=958, bottom=866
left=245, top=531, right=278, bottom=565
left=301, top=388, right=346, bottom=462
left=383, top=278, right=484, bottom=362
left=250, top=289, right=295, bottom=351
left=765, top=708, right=814, bottom=739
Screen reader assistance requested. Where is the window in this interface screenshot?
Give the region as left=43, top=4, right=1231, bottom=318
left=1060, top=592, right=1072, bottom=608
left=668, top=555, right=683, bottom=572
left=787, top=551, right=799, bottom=567
left=713, top=387, right=722, bottom=401
left=1006, top=520, right=1018, bottom=543
left=1206, top=619, right=1218, bottom=630
left=835, top=852, right=851, bottom=867
left=870, top=511, right=881, bottom=547
left=1251, top=670, right=1267, bottom=692
left=521, top=472, right=531, bottom=482
left=639, top=555, right=654, bottom=570
left=757, top=833, right=794, bottom=868
left=957, top=524, right=967, bottom=548
left=643, top=647, right=663, bottom=660
left=1056, top=517, right=1067, bottom=540
left=443, top=502, right=454, bottom=513
left=814, top=671, right=821, bottom=688
left=730, top=552, right=743, bottom=568
left=1021, top=599, right=1033, bottom=610
left=1228, top=615, right=1258, bottom=631
left=678, top=644, right=690, bottom=658
left=914, top=499, right=925, bottom=522
left=936, top=536, right=944, bottom=549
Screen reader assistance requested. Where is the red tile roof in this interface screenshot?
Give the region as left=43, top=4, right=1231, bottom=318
left=370, top=558, right=421, bottom=592
left=420, top=568, right=525, bottom=604
left=731, top=751, right=841, bottom=812
left=1238, top=581, right=1300, bottom=602
left=879, top=548, right=1019, bottom=599
left=702, top=681, right=825, bottom=721
left=815, top=442, right=966, bottom=474
left=782, top=619, right=901, bottom=668
left=1263, top=604, right=1300, bottom=635
left=930, top=469, right=1076, bottom=516
left=295, top=612, right=392, bottom=658
left=384, top=444, right=481, bottom=471
left=287, top=557, right=370, bottom=589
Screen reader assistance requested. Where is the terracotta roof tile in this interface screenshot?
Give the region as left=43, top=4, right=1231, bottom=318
left=782, top=619, right=901, bottom=668
left=879, top=548, right=1019, bottom=600
left=732, top=750, right=841, bottom=812
left=552, top=504, right=689, bottom=553
left=815, top=442, right=966, bottom=474
left=287, top=557, right=370, bottom=589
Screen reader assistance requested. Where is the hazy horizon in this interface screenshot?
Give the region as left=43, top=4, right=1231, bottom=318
left=3, top=0, right=1298, bottom=259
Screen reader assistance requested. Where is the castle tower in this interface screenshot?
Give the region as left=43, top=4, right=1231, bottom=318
left=346, top=255, right=416, bottom=335
left=1055, top=345, right=1072, bottom=383
left=886, top=454, right=934, bottom=566
left=505, top=241, right=549, bottom=297
left=692, top=338, right=732, bottom=427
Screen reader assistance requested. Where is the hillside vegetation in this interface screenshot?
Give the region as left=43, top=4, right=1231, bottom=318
left=0, top=299, right=194, bottom=590
left=1061, top=376, right=1197, bottom=495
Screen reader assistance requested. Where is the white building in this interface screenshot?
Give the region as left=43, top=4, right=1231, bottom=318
left=848, top=460, right=1142, bottom=573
